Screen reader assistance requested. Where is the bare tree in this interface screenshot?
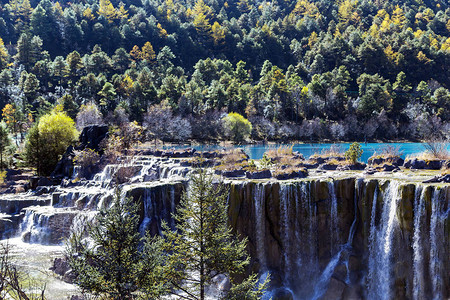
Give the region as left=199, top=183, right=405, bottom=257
left=0, top=242, right=46, bottom=299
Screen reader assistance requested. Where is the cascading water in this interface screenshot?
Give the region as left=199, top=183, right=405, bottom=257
left=412, top=186, right=425, bottom=300
left=311, top=179, right=360, bottom=300
left=367, top=181, right=400, bottom=300
left=139, top=188, right=153, bottom=236
left=254, top=183, right=267, bottom=271
left=280, top=184, right=291, bottom=284
left=328, top=180, right=339, bottom=255
left=429, top=188, right=444, bottom=300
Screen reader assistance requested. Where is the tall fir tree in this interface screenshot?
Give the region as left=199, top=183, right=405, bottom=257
left=156, top=170, right=269, bottom=300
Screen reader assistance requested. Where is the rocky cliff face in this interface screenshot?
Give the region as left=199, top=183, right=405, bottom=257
left=122, top=177, right=449, bottom=300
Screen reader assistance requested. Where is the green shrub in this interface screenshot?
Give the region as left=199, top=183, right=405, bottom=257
left=345, top=142, right=363, bottom=164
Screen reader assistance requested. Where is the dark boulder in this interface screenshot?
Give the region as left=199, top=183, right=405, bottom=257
left=274, top=169, right=308, bottom=180
left=423, top=174, right=450, bottom=183
left=404, top=158, right=443, bottom=170
left=318, top=163, right=339, bottom=170
left=368, top=156, right=404, bottom=167
left=77, top=125, right=108, bottom=152
left=51, top=125, right=108, bottom=179
left=29, top=176, right=59, bottom=190
left=50, top=257, right=76, bottom=283
left=337, top=162, right=366, bottom=171
left=162, top=148, right=196, bottom=158
left=246, top=169, right=271, bottom=179
left=221, top=169, right=245, bottom=178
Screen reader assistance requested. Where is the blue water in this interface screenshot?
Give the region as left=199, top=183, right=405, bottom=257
left=168, top=143, right=449, bottom=163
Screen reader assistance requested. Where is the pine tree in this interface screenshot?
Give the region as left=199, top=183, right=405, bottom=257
left=0, top=122, right=12, bottom=170
left=156, top=170, right=268, bottom=300
left=67, top=189, right=164, bottom=299
left=65, top=51, right=83, bottom=83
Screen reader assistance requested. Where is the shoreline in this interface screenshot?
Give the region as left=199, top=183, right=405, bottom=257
left=139, top=139, right=428, bottom=149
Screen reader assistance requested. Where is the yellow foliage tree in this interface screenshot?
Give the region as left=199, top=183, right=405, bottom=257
left=83, top=7, right=95, bottom=21
left=211, top=22, right=225, bottom=45
left=391, top=5, right=406, bottom=28
left=380, top=14, right=392, bottom=32
left=292, top=0, right=319, bottom=19
left=308, top=31, right=318, bottom=48
left=19, top=0, right=32, bottom=22
left=417, top=51, right=432, bottom=64
left=123, top=74, right=134, bottom=89
left=193, top=13, right=211, bottom=36
left=2, top=104, right=16, bottom=132
left=129, top=45, right=141, bottom=61
left=441, top=37, right=450, bottom=52
left=116, top=5, right=129, bottom=20
left=98, top=0, right=117, bottom=22
left=0, top=37, right=8, bottom=70
left=338, top=0, right=360, bottom=25
left=141, top=42, right=156, bottom=62
left=157, top=23, right=168, bottom=38
left=192, top=0, right=213, bottom=19
left=368, top=23, right=380, bottom=38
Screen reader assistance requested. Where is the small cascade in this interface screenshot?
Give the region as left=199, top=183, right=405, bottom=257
left=92, top=164, right=120, bottom=187
left=254, top=183, right=267, bottom=271
left=139, top=188, right=154, bottom=236
left=21, top=209, right=49, bottom=243
left=367, top=181, right=400, bottom=300
left=412, top=186, right=425, bottom=300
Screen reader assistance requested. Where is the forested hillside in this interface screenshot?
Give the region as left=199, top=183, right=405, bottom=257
left=0, top=0, right=449, bottom=143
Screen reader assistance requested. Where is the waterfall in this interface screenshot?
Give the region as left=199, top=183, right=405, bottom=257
left=328, top=181, right=339, bottom=254
left=311, top=179, right=359, bottom=300
left=170, top=186, right=176, bottom=229
left=300, top=181, right=316, bottom=271
left=367, top=181, right=400, bottom=300
left=412, top=186, right=425, bottom=300
left=429, top=188, right=444, bottom=300
left=254, top=183, right=266, bottom=271
left=21, top=209, right=51, bottom=244
left=280, top=184, right=291, bottom=283
left=139, top=188, right=153, bottom=236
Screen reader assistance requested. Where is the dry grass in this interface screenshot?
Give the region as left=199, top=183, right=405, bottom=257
left=423, top=140, right=449, bottom=160
left=310, top=144, right=345, bottom=159
left=407, top=150, right=449, bottom=161
left=378, top=145, right=403, bottom=157
left=215, top=149, right=249, bottom=171
left=263, top=145, right=304, bottom=170
left=265, top=145, right=294, bottom=159
left=327, top=158, right=343, bottom=165
left=220, top=148, right=248, bottom=164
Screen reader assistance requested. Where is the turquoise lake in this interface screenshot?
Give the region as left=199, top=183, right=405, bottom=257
left=172, top=143, right=449, bottom=163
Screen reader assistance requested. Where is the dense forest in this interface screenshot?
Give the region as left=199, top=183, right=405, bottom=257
left=0, top=0, right=449, bottom=146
